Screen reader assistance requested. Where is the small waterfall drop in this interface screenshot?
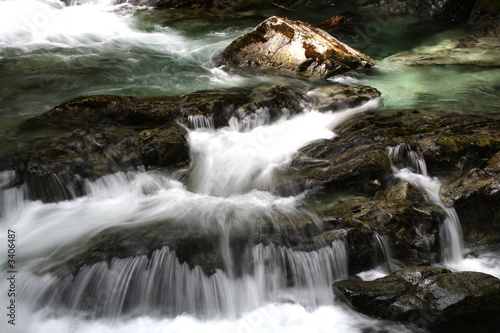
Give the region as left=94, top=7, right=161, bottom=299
left=374, top=233, right=394, bottom=273
left=22, top=241, right=348, bottom=318
left=388, top=144, right=464, bottom=264
left=187, top=115, right=214, bottom=130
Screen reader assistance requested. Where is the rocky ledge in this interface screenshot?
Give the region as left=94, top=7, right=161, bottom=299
left=333, top=266, right=500, bottom=332
left=3, top=84, right=379, bottom=203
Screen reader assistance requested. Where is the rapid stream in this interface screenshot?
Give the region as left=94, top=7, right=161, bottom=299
left=1, top=1, right=499, bottom=332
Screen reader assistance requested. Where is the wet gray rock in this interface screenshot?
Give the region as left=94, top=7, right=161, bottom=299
left=315, top=181, right=444, bottom=271
left=333, top=266, right=500, bottom=332
left=290, top=109, right=499, bottom=266
left=221, top=16, right=374, bottom=78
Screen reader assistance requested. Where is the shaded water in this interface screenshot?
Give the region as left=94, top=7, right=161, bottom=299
left=1, top=1, right=500, bottom=332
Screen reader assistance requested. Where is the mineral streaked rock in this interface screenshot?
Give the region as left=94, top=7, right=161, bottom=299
left=221, top=16, right=374, bottom=78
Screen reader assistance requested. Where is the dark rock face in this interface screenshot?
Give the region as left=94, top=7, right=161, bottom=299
left=294, top=110, right=500, bottom=191
left=290, top=109, right=499, bottom=265
left=316, top=181, right=444, bottom=271
left=332, top=266, right=500, bottom=332
left=442, top=164, right=500, bottom=246
left=338, top=0, right=477, bottom=21
left=137, top=125, right=189, bottom=169
left=22, top=128, right=144, bottom=202
left=221, top=16, right=374, bottom=78
left=296, top=143, right=391, bottom=191
left=29, top=86, right=315, bottom=129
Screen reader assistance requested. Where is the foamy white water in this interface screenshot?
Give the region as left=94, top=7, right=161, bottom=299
left=6, top=302, right=414, bottom=333
left=0, top=0, right=163, bottom=50
left=188, top=99, right=380, bottom=196
left=445, top=252, right=500, bottom=279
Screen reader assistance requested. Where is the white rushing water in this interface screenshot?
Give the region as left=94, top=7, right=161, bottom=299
left=386, top=146, right=500, bottom=280
left=0, top=0, right=259, bottom=119
left=2, top=1, right=499, bottom=333
left=389, top=144, right=465, bottom=264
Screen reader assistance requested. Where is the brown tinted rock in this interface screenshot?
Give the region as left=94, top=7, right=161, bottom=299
left=221, top=16, right=374, bottom=78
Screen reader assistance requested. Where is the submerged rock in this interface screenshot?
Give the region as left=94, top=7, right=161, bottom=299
left=383, top=18, right=500, bottom=67
left=309, top=85, right=381, bottom=111
left=220, top=16, right=374, bottom=78
left=332, top=266, right=500, bottom=332
left=383, top=38, right=500, bottom=67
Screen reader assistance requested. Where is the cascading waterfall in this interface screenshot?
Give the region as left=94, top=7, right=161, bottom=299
left=388, top=144, right=464, bottom=264
left=1, top=96, right=385, bottom=332
left=19, top=241, right=348, bottom=318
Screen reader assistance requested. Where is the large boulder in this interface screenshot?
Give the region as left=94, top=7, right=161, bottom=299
left=333, top=266, right=500, bottom=332
left=220, top=16, right=374, bottom=78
